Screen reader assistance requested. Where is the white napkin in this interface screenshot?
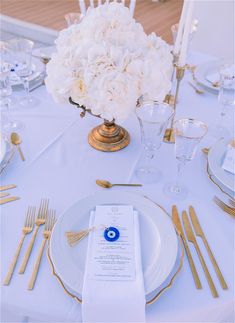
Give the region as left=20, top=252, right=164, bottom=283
left=82, top=207, right=146, bottom=323
left=222, top=142, right=235, bottom=175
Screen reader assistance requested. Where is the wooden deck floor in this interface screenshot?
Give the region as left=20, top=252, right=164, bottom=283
left=0, top=0, right=183, bottom=43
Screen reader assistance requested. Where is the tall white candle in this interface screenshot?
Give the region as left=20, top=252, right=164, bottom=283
left=178, top=0, right=194, bottom=66
left=174, top=0, right=189, bottom=55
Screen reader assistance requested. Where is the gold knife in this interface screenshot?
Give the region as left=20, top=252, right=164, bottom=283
left=189, top=206, right=228, bottom=290
left=0, top=196, right=20, bottom=205
left=182, top=210, right=218, bottom=298
left=172, top=205, right=202, bottom=289
left=0, top=192, right=10, bottom=198
left=0, top=184, right=17, bottom=191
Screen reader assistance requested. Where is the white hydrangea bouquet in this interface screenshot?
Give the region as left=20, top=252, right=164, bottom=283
left=45, top=2, right=173, bottom=151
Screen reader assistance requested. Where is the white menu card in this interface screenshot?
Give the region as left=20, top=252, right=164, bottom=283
left=89, top=205, right=136, bottom=281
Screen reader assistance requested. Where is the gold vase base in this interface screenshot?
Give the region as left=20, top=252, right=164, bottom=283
left=88, top=121, right=130, bottom=152
left=163, top=128, right=175, bottom=143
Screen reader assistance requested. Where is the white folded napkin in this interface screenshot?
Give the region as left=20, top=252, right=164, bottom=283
left=82, top=205, right=146, bottom=323
left=222, top=141, right=235, bottom=175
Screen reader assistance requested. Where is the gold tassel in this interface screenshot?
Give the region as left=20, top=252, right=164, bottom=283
left=65, top=227, right=94, bottom=247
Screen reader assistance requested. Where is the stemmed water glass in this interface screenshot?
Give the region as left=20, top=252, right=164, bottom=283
left=7, top=38, right=39, bottom=108
left=164, top=118, right=208, bottom=200
left=135, top=101, right=174, bottom=183
left=213, top=63, right=235, bottom=139
left=0, top=62, right=23, bottom=131
left=65, top=12, right=83, bottom=26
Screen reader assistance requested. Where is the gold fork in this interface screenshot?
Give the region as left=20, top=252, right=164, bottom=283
left=28, top=210, right=56, bottom=290
left=213, top=196, right=235, bottom=218
left=3, top=207, right=36, bottom=285
left=19, top=199, right=49, bottom=274
left=229, top=198, right=235, bottom=208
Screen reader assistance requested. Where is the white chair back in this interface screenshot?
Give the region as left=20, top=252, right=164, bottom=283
left=78, top=0, right=136, bottom=17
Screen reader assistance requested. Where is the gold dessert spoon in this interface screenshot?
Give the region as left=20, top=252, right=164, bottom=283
left=96, top=179, right=142, bottom=188
left=202, top=147, right=210, bottom=155
left=11, top=132, right=25, bottom=161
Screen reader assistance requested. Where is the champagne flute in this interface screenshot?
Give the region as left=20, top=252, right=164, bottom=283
left=135, top=101, right=174, bottom=183
left=164, top=118, right=208, bottom=200
left=8, top=38, right=39, bottom=108
left=216, top=63, right=235, bottom=138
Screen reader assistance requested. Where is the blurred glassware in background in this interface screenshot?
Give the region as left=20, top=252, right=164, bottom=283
left=65, top=12, right=83, bottom=27
left=0, top=62, right=23, bottom=131
left=215, top=63, right=235, bottom=138
left=209, top=63, right=235, bottom=140
left=171, top=19, right=199, bottom=48
left=7, top=38, right=39, bottom=108
left=164, top=118, right=207, bottom=200
left=135, top=101, right=174, bottom=183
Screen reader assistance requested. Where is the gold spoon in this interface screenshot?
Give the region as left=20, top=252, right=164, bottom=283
left=188, top=81, right=204, bottom=94
left=96, top=179, right=142, bottom=188
left=11, top=133, right=25, bottom=161
left=202, top=147, right=210, bottom=155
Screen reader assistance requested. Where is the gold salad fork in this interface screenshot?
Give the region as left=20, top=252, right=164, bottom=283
left=213, top=196, right=235, bottom=218
left=19, top=199, right=49, bottom=274
left=28, top=210, right=56, bottom=290
left=3, top=207, right=36, bottom=285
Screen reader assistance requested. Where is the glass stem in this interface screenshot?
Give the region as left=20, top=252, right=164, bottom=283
left=220, top=104, right=227, bottom=127
left=4, top=98, right=12, bottom=124
left=22, top=78, right=30, bottom=100
left=175, top=159, right=186, bottom=188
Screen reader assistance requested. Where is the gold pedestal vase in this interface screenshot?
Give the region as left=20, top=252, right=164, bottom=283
left=69, top=97, right=130, bottom=152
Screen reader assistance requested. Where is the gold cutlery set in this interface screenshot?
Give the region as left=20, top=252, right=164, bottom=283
left=213, top=196, right=235, bottom=217
left=3, top=199, right=56, bottom=290
left=0, top=184, right=20, bottom=205
left=172, top=205, right=227, bottom=297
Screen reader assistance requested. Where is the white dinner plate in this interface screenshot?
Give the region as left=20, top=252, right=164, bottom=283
left=208, top=139, right=235, bottom=196
left=50, top=191, right=178, bottom=297
left=0, top=133, right=7, bottom=164
left=195, top=60, right=221, bottom=93
left=10, top=57, right=45, bottom=87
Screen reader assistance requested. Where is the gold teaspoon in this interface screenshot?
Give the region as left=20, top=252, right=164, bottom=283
left=96, top=179, right=142, bottom=188
left=11, top=133, right=25, bottom=162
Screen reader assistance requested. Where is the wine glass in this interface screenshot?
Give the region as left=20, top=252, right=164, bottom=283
left=65, top=12, right=83, bottom=26
left=164, top=118, right=208, bottom=200
left=135, top=101, right=174, bottom=183
left=0, top=62, right=23, bottom=131
left=213, top=63, right=235, bottom=139
left=7, top=38, right=39, bottom=108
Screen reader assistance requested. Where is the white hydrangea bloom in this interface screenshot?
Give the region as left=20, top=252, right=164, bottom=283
left=45, top=2, right=173, bottom=122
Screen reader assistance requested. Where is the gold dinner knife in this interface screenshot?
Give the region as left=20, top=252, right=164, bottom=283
left=189, top=206, right=228, bottom=290
left=172, top=205, right=202, bottom=289
left=182, top=210, right=218, bottom=298
left=0, top=184, right=17, bottom=191
left=0, top=196, right=20, bottom=205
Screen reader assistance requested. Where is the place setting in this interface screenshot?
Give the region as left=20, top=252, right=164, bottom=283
left=1, top=0, right=234, bottom=322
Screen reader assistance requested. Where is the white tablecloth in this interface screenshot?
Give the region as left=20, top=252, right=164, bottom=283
left=1, top=51, right=234, bottom=323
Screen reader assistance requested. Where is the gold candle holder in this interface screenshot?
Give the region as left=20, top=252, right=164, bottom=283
left=164, top=53, right=179, bottom=107
left=163, top=64, right=186, bottom=143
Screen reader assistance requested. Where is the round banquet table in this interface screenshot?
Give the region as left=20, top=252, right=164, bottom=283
left=1, top=51, right=234, bottom=323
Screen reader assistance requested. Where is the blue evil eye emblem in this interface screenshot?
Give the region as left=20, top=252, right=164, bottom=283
left=104, top=227, right=120, bottom=242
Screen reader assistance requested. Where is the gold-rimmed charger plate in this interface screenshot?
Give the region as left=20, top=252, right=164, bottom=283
left=47, top=193, right=184, bottom=305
